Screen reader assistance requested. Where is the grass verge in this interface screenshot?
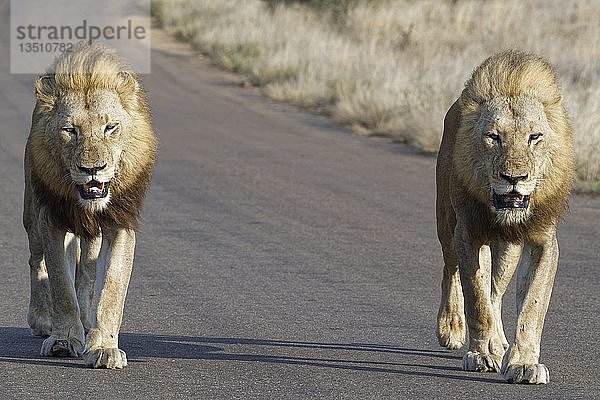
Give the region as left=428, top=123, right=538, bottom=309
left=152, top=0, right=600, bottom=193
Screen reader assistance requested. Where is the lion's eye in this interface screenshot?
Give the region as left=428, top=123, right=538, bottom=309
left=61, top=126, right=77, bottom=138
left=104, top=122, right=119, bottom=135
left=529, top=133, right=543, bottom=143
left=487, top=133, right=500, bottom=142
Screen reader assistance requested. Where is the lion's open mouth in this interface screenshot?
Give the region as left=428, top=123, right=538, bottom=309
left=493, top=192, right=530, bottom=210
left=78, top=180, right=110, bottom=200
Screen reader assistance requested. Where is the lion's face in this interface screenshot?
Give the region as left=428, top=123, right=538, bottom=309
left=474, top=96, right=553, bottom=225
left=49, top=89, right=133, bottom=212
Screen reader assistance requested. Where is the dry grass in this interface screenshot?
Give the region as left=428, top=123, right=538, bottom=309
left=153, top=0, right=600, bottom=191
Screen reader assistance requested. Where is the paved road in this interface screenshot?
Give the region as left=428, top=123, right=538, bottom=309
left=1, top=6, right=599, bottom=400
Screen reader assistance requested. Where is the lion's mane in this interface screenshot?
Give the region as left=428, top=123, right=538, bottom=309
left=26, top=42, right=157, bottom=238
left=452, top=50, right=575, bottom=242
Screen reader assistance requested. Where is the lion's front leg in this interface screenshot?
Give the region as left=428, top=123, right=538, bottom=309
left=501, top=234, right=558, bottom=384
left=77, top=236, right=102, bottom=333
left=490, top=241, right=523, bottom=350
left=455, top=226, right=505, bottom=372
left=83, top=228, right=135, bottom=369
left=38, top=211, right=85, bottom=357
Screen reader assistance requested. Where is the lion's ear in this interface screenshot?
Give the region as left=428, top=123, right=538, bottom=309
left=34, top=75, right=57, bottom=105
left=116, top=70, right=139, bottom=93
left=553, top=94, right=563, bottom=105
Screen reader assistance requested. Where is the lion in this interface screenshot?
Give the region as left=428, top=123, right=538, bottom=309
left=23, top=42, right=157, bottom=369
left=435, top=50, right=575, bottom=384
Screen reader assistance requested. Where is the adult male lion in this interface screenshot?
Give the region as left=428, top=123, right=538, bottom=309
left=23, top=42, right=157, bottom=369
left=436, top=50, right=574, bottom=384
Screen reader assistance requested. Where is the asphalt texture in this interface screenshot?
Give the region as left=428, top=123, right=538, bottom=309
left=0, top=7, right=599, bottom=400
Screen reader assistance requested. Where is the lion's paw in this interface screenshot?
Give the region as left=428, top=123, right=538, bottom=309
left=463, top=351, right=501, bottom=372
left=502, top=363, right=549, bottom=384
left=28, top=314, right=52, bottom=337
left=437, top=322, right=465, bottom=350
left=437, top=312, right=466, bottom=350
left=41, top=336, right=83, bottom=357
left=84, top=347, right=128, bottom=369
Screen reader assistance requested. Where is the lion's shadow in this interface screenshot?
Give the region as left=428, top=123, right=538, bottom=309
left=0, top=327, right=498, bottom=383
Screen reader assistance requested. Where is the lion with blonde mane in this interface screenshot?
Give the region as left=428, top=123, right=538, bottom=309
left=23, top=42, right=157, bottom=369
left=436, top=50, right=574, bottom=384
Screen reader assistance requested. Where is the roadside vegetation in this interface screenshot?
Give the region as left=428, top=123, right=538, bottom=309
left=152, top=0, right=600, bottom=192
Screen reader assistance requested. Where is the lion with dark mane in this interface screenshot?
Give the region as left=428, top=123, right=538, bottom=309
left=436, top=50, right=574, bottom=384
left=23, top=42, right=157, bottom=369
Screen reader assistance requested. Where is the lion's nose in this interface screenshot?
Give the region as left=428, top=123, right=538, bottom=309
left=78, top=164, right=107, bottom=175
left=500, top=173, right=528, bottom=185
